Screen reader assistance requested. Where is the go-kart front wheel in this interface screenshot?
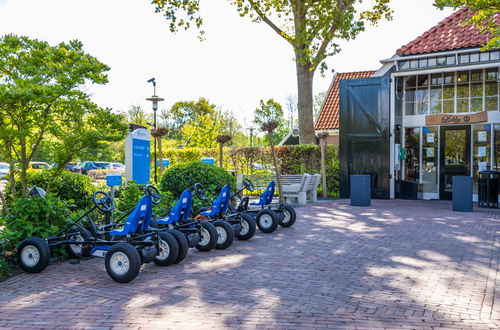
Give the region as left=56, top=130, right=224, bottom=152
left=17, top=237, right=51, bottom=273
left=105, top=243, right=141, bottom=283
left=213, top=220, right=234, bottom=250
left=196, top=222, right=218, bottom=252
left=167, top=229, right=189, bottom=264
left=153, top=232, right=179, bottom=267
left=236, top=213, right=256, bottom=241
left=279, top=205, right=297, bottom=228
left=66, top=227, right=92, bottom=259
left=256, top=210, right=279, bottom=233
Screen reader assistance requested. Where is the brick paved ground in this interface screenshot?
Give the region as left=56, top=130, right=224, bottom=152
left=1, top=199, right=500, bottom=329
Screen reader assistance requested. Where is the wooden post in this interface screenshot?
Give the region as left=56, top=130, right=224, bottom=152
left=269, top=130, right=284, bottom=204
left=317, top=132, right=329, bottom=199
left=158, top=136, right=164, bottom=175
left=219, top=142, right=224, bottom=168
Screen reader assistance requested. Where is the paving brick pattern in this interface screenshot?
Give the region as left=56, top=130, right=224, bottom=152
left=1, top=199, right=500, bottom=329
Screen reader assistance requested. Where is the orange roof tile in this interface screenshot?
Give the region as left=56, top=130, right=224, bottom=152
left=396, top=7, right=498, bottom=56
left=315, top=71, right=375, bottom=130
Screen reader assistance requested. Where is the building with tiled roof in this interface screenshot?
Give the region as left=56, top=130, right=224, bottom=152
left=338, top=7, right=499, bottom=201
left=314, top=71, right=376, bottom=145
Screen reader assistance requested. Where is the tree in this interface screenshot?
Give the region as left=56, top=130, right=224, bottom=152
left=164, top=98, right=216, bottom=139
left=254, top=99, right=284, bottom=203
left=181, top=113, right=223, bottom=148
left=0, top=35, right=119, bottom=197
left=151, top=0, right=391, bottom=144
left=434, top=1, right=500, bottom=49
left=127, top=105, right=152, bottom=127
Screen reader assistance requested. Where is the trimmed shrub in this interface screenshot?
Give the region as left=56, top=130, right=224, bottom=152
left=5, top=170, right=94, bottom=209
left=160, top=162, right=236, bottom=212
left=0, top=194, right=73, bottom=251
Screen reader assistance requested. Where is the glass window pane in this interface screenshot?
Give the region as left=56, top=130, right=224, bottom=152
left=410, top=60, right=418, bottom=69
left=471, top=70, right=483, bottom=81
left=446, top=56, right=455, bottom=65
left=457, top=99, right=469, bottom=112
left=405, top=88, right=415, bottom=102
left=473, top=124, right=491, bottom=193
left=486, top=68, right=498, bottom=81
left=431, top=73, right=443, bottom=85
left=471, top=82, right=483, bottom=97
left=470, top=98, right=482, bottom=112
left=444, top=73, right=454, bottom=84
left=480, top=52, right=489, bottom=61
left=419, top=58, right=427, bottom=68
left=405, top=76, right=417, bottom=88
left=457, top=84, right=469, bottom=98
left=418, top=75, right=429, bottom=87
left=443, top=85, right=455, bottom=99
left=486, top=97, right=498, bottom=111
left=430, top=101, right=441, bottom=114
left=428, top=58, right=436, bottom=66
left=399, top=61, right=409, bottom=70
left=443, top=100, right=454, bottom=113
left=460, top=54, right=470, bottom=63
left=491, top=51, right=500, bottom=61
left=470, top=53, right=479, bottom=62
left=458, top=71, right=469, bottom=82
left=422, top=127, right=438, bottom=194
left=485, top=81, right=498, bottom=96
left=430, top=86, right=442, bottom=101
left=405, top=102, right=415, bottom=115
left=437, top=57, right=446, bottom=66
left=404, top=128, right=420, bottom=182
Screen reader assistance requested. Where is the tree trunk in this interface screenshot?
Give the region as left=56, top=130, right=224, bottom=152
left=158, top=137, right=164, bottom=175
left=269, top=130, right=284, bottom=204
left=0, top=188, right=8, bottom=215
left=296, top=62, right=316, bottom=145
left=219, top=142, right=224, bottom=168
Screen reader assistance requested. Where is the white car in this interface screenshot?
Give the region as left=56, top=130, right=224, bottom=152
left=0, top=162, right=10, bottom=179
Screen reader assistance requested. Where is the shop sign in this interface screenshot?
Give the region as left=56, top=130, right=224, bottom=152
left=425, top=112, right=487, bottom=125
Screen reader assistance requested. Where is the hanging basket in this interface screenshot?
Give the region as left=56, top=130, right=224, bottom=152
left=216, top=135, right=232, bottom=144
left=151, top=127, right=169, bottom=138
left=261, top=121, right=278, bottom=132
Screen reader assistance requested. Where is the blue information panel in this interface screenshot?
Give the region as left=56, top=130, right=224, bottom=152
left=106, top=174, right=123, bottom=187
left=156, top=159, right=170, bottom=167
left=200, top=157, right=215, bottom=165
left=132, top=139, right=150, bottom=184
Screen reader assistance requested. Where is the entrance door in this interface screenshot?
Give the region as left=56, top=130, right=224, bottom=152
left=439, top=126, right=471, bottom=200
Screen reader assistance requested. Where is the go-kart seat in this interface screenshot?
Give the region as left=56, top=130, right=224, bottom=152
left=199, top=185, right=230, bottom=217
left=156, top=189, right=192, bottom=225
left=250, top=181, right=275, bottom=206
left=110, top=195, right=153, bottom=235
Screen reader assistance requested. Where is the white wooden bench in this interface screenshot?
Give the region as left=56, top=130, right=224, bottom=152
left=236, top=173, right=320, bottom=205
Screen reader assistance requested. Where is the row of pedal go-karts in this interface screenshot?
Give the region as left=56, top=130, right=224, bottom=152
left=16, top=179, right=296, bottom=283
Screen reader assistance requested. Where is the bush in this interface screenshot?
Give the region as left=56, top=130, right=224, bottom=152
left=5, top=170, right=94, bottom=210
left=0, top=194, right=73, bottom=251
left=160, top=162, right=236, bottom=212
left=114, top=182, right=177, bottom=219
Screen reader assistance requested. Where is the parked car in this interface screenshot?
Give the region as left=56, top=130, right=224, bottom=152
left=111, top=163, right=125, bottom=170
left=0, top=162, right=9, bottom=179
left=27, top=162, right=50, bottom=172
left=79, top=161, right=112, bottom=175
left=65, top=163, right=82, bottom=174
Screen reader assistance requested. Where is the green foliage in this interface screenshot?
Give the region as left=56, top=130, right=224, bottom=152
left=181, top=114, right=223, bottom=148
left=160, top=162, right=237, bottom=212
left=434, top=1, right=500, bottom=49
left=0, top=34, right=125, bottom=197
left=254, top=99, right=284, bottom=127
left=5, top=170, right=94, bottom=210
left=0, top=194, right=72, bottom=251
left=0, top=253, right=13, bottom=281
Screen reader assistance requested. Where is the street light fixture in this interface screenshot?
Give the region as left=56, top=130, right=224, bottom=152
left=247, top=126, right=255, bottom=148
left=146, top=78, right=164, bottom=184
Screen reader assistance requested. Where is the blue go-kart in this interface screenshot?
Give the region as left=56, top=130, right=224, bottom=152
left=16, top=188, right=180, bottom=283
left=230, top=179, right=297, bottom=233
left=194, top=183, right=256, bottom=246
left=149, top=187, right=218, bottom=258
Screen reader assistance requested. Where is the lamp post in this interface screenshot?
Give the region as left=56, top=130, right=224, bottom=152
left=146, top=78, right=164, bottom=184
left=247, top=126, right=255, bottom=148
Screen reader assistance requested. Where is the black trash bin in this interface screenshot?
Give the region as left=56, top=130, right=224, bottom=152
left=478, top=170, right=500, bottom=208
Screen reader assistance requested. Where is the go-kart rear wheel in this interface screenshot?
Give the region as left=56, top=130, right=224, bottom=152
left=17, top=237, right=51, bottom=273
left=256, top=209, right=279, bottom=233
left=236, top=213, right=256, bottom=241
left=213, top=220, right=234, bottom=250
left=279, top=205, right=297, bottom=228
left=153, top=232, right=179, bottom=267
left=167, top=229, right=189, bottom=264
left=196, top=222, right=218, bottom=252
left=66, top=227, right=92, bottom=259
left=105, top=243, right=141, bottom=283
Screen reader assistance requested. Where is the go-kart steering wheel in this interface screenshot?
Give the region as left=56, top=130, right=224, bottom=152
left=243, top=178, right=255, bottom=192
left=194, top=183, right=207, bottom=200
left=93, top=191, right=114, bottom=213
left=144, top=185, right=162, bottom=204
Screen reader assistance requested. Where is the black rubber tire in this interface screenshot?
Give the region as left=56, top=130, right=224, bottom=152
left=105, top=243, right=141, bottom=283
left=167, top=229, right=189, bottom=264
left=236, top=213, right=256, bottom=240
left=153, top=232, right=179, bottom=266
left=279, top=205, right=297, bottom=228
left=256, top=209, right=279, bottom=233
left=195, top=221, right=218, bottom=252
left=66, top=227, right=92, bottom=259
left=17, top=237, right=51, bottom=273
left=213, top=220, right=235, bottom=250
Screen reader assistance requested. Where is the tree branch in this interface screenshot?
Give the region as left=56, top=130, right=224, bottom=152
left=248, top=0, right=293, bottom=45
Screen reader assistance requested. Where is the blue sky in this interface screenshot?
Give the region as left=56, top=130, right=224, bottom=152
left=0, top=0, right=454, bottom=126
